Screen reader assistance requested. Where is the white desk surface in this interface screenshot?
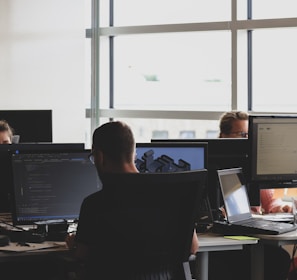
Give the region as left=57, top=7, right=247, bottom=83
left=254, top=229, right=297, bottom=240
left=252, top=229, right=297, bottom=248
left=198, top=232, right=258, bottom=250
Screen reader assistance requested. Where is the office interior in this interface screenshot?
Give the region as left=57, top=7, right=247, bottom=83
left=2, top=0, right=297, bottom=279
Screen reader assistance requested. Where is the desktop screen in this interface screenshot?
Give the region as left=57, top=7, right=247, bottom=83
left=249, top=114, right=297, bottom=186
left=0, top=143, right=85, bottom=213
left=0, top=110, right=52, bottom=142
left=135, top=142, right=207, bottom=173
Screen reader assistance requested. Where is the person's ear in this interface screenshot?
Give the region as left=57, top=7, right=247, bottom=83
left=96, top=150, right=104, bottom=167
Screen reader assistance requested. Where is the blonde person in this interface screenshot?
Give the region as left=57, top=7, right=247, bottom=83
left=219, top=111, right=292, bottom=214
left=208, top=110, right=291, bottom=280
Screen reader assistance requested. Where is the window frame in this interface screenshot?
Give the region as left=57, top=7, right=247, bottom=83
left=86, top=0, right=297, bottom=132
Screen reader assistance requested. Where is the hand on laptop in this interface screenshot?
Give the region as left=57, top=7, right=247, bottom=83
left=270, top=204, right=292, bottom=213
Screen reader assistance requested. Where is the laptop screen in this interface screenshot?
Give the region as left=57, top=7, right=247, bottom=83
left=135, top=142, right=207, bottom=172
left=10, top=150, right=101, bottom=225
left=217, top=168, right=252, bottom=223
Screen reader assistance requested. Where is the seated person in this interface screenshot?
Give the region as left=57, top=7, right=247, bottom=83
left=219, top=110, right=292, bottom=214
left=0, top=119, right=14, bottom=144
left=208, top=110, right=291, bottom=280
left=65, top=121, right=199, bottom=279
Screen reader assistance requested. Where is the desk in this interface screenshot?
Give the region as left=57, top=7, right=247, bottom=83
left=0, top=241, right=69, bottom=279
left=0, top=241, right=68, bottom=261
left=195, top=233, right=258, bottom=280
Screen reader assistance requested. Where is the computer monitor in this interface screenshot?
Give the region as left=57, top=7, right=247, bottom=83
left=10, top=149, right=100, bottom=226
left=249, top=114, right=297, bottom=188
left=151, top=138, right=259, bottom=210
left=0, top=110, right=52, bottom=142
left=0, top=143, right=85, bottom=215
left=135, top=142, right=207, bottom=173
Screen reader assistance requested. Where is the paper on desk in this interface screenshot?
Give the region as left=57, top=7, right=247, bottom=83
left=224, top=236, right=259, bottom=241
left=0, top=241, right=65, bottom=252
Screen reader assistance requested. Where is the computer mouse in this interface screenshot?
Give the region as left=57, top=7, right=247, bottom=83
left=0, top=234, right=10, bottom=246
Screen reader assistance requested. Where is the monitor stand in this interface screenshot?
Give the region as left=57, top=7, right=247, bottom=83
left=35, top=220, right=69, bottom=241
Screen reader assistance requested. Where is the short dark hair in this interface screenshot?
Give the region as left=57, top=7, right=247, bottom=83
left=92, top=121, right=135, bottom=163
left=219, top=111, right=249, bottom=135
left=0, top=119, right=14, bottom=141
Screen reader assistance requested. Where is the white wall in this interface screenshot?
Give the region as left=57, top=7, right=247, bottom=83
left=0, top=0, right=91, bottom=145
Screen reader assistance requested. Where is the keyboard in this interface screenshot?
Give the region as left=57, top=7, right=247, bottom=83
left=252, top=213, right=294, bottom=222
left=212, top=219, right=297, bottom=235
left=0, top=225, right=45, bottom=243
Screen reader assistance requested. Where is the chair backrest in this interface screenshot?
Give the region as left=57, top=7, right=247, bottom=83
left=99, top=169, right=207, bottom=279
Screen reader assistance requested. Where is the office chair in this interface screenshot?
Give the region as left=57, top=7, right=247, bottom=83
left=74, top=170, right=207, bottom=280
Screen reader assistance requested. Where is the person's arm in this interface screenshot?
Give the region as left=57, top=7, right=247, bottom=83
left=260, top=189, right=292, bottom=213
left=190, top=230, right=199, bottom=255
left=65, top=233, right=89, bottom=261
left=65, top=233, right=90, bottom=278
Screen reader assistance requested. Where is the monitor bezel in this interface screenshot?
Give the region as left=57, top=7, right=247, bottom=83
left=10, top=148, right=99, bottom=226
left=0, top=143, right=85, bottom=214
left=249, top=114, right=297, bottom=185
left=0, top=110, right=53, bottom=143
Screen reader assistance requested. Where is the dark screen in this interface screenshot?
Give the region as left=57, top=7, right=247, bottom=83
left=0, top=143, right=85, bottom=215
left=0, top=110, right=52, bottom=142
left=11, top=150, right=100, bottom=225
left=151, top=138, right=260, bottom=210
left=0, top=149, right=13, bottom=212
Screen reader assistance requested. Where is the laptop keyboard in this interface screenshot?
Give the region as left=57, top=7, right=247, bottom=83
left=239, top=219, right=294, bottom=230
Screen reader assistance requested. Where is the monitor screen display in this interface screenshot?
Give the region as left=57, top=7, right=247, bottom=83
left=135, top=142, right=207, bottom=173
left=10, top=149, right=99, bottom=225
left=0, top=143, right=85, bottom=214
left=249, top=114, right=297, bottom=185
left=0, top=110, right=52, bottom=142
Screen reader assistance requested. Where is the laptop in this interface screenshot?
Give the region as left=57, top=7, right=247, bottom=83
left=214, top=167, right=297, bottom=235
left=252, top=212, right=294, bottom=222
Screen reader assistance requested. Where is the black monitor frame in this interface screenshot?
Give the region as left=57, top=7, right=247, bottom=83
left=10, top=148, right=100, bottom=226
left=0, top=143, right=85, bottom=214
left=151, top=138, right=259, bottom=210
left=249, top=114, right=297, bottom=188
left=0, top=110, right=52, bottom=143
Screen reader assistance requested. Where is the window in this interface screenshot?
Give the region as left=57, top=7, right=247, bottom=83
left=3, top=1, right=297, bottom=146
left=252, top=28, right=297, bottom=111
left=89, top=0, right=297, bottom=143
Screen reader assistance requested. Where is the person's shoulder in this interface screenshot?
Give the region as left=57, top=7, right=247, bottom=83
left=83, top=189, right=104, bottom=204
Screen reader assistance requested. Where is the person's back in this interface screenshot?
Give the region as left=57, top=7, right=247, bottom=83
left=66, top=121, right=199, bottom=280
left=80, top=171, right=205, bottom=280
